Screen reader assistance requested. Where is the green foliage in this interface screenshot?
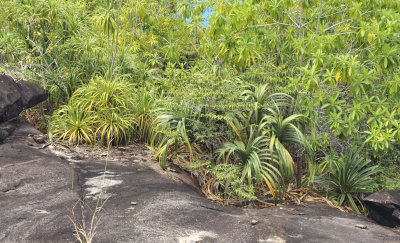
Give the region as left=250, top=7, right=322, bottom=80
left=216, top=123, right=280, bottom=200
left=376, top=165, right=400, bottom=191
left=132, top=87, right=156, bottom=144
left=315, top=145, right=379, bottom=213
left=213, top=83, right=313, bottom=201
left=50, top=77, right=135, bottom=146
left=239, top=84, right=311, bottom=187
left=4, top=0, right=400, bottom=205
left=51, top=104, right=96, bottom=146
left=209, top=163, right=256, bottom=201
left=95, top=109, right=134, bottom=146
left=373, top=148, right=400, bottom=191
left=264, top=104, right=310, bottom=182
left=72, top=77, right=134, bottom=111
left=152, top=111, right=194, bottom=170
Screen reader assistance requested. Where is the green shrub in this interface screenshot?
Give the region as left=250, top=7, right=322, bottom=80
left=152, top=106, right=195, bottom=169
left=50, top=104, right=96, bottom=145
left=209, top=163, right=256, bottom=201
left=239, top=84, right=311, bottom=188
left=95, top=109, right=134, bottom=146
left=72, top=77, right=133, bottom=110
left=216, top=122, right=280, bottom=203
left=315, top=145, right=379, bottom=213
left=51, top=77, right=136, bottom=146
left=373, top=148, right=400, bottom=191
left=132, top=87, right=157, bottom=144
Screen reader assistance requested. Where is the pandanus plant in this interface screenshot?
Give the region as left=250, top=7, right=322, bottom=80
left=216, top=121, right=280, bottom=204
left=51, top=104, right=96, bottom=146
left=315, top=144, right=378, bottom=213
left=263, top=104, right=311, bottom=184
left=240, top=84, right=312, bottom=187
left=152, top=104, right=197, bottom=170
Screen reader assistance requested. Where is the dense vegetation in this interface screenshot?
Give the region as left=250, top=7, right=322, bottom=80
left=1, top=0, right=400, bottom=212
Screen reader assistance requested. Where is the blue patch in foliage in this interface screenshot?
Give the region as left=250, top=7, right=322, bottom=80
left=185, top=6, right=213, bottom=27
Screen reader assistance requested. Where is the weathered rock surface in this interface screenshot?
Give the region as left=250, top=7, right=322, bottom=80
left=1, top=120, right=400, bottom=242
left=0, top=119, right=77, bottom=242
left=247, top=204, right=400, bottom=243
left=0, top=118, right=18, bottom=144
left=364, top=191, right=400, bottom=227
left=0, top=74, right=46, bottom=124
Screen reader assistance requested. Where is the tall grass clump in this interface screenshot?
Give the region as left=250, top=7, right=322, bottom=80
left=50, top=77, right=136, bottom=146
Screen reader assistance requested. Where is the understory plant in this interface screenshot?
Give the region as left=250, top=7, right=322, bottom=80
left=202, top=84, right=312, bottom=203
left=264, top=102, right=310, bottom=186
left=216, top=122, right=280, bottom=203
left=50, top=77, right=136, bottom=146
left=240, top=84, right=311, bottom=192
left=152, top=104, right=197, bottom=169
left=132, top=87, right=157, bottom=144
left=51, top=104, right=97, bottom=145
left=314, top=144, right=379, bottom=213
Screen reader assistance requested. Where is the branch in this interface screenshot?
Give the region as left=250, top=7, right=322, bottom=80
left=322, top=8, right=348, bottom=19
left=315, top=0, right=323, bottom=37
left=110, top=0, right=122, bottom=81
left=192, top=43, right=214, bottom=67
left=324, top=19, right=351, bottom=32
left=331, top=31, right=356, bottom=36
left=116, top=13, right=137, bottom=79
left=242, top=22, right=297, bottom=30
left=219, top=20, right=296, bottom=54
left=284, top=11, right=300, bottom=28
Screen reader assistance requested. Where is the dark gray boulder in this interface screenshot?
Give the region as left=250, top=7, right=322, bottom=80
left=364, top=191, right=400, bottom=227
left=0, top=74, right=46, bottom=123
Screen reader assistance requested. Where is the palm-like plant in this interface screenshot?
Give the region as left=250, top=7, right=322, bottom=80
left=240, top=84, right=311, bottom=186
left=51, top=76, right=136, bottom=147
left=241, top=84, right=294, bottom=125
left=240, top=84, right=269, bottom=125
left=153, top=118, right=191, bottom=170
left=264, top=106, right=310, bottom=182
left=95, top=109, right=134, bottom=146
left=152, top=104, right=196, bottom=169
left=216, top=122, right=280, bottom=203
left=132, top=87, right=156, bottom=143
left=315, top=145, right=379, bottom=213
left=51, top=104, right=96, bottom=145
left=72, top=77, right=133, bottom=110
